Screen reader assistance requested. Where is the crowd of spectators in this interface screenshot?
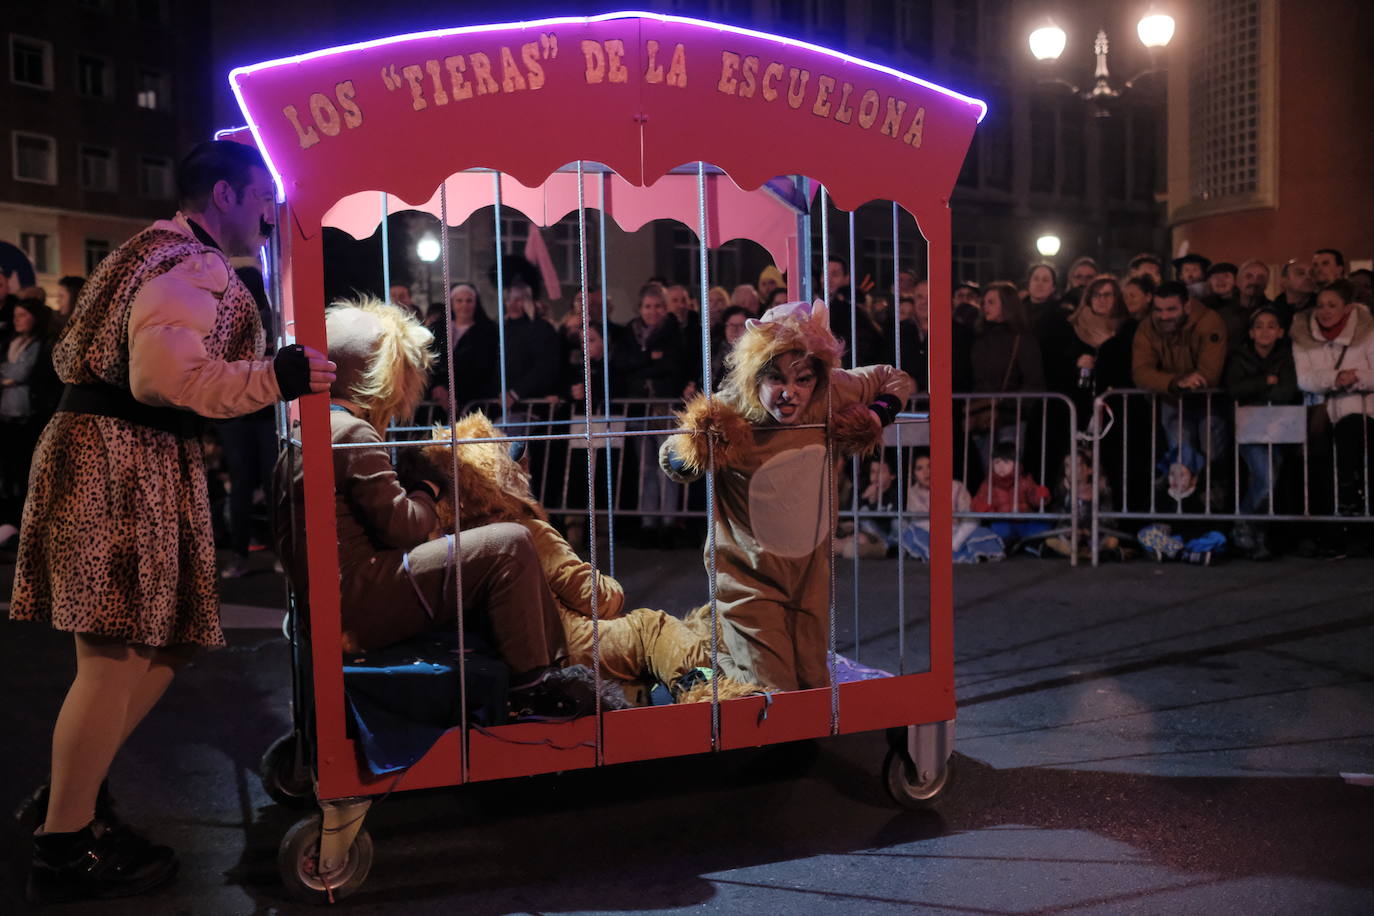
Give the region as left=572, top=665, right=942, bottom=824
left=3, top=241, right=1371, bottom=567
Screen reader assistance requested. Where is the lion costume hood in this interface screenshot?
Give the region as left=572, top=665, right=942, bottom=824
left=720, top=299, right=845, bottom=423
left=326, top=296, right=435, bottom=435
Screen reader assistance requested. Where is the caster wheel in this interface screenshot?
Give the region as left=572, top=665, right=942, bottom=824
left=883, top=746, right=951, bottom=810
left=261, top=733, right=314, bottom=809
left=278, top=815, right=374, bottom=904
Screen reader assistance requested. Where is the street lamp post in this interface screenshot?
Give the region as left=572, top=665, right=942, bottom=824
left=416, top=234, right=441, bottom=306
left=1027, top=11, right=1174, bottom=266
left=1029, top=12, right=1174, bottom=117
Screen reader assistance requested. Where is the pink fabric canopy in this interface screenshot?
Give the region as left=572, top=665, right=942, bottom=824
left=321, top=169, right=811, bottom=272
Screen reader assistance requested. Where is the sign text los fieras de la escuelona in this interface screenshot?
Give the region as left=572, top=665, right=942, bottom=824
left=280, top=32, right=926, bottom=154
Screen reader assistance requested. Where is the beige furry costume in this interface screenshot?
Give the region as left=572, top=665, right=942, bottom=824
left=421, top=413, right=761, bottom=705
left=274, top=299, right=567, bottom=673
left=659, top=301, right=914, bottom=691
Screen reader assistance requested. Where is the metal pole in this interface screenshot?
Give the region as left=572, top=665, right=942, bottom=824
left=698, top=161, right=723, bottom=751
left=380, top=193, right=391, bottom=305
left=439, top=183, right=469, bottom=784
left=493, top=172, right=509, bottom=427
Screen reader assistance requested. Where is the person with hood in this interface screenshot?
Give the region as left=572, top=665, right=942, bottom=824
left=971, top=442, right=1052, bottom=548
left=429, top=282, right=499, bottom=413
left=1291, top=279, right=1374, bottom=515
left=659, top=300, right=913, bottom=691
left=274, top=297, right=599, bottom=717
left=1132, top=280, right=1229, bottom=467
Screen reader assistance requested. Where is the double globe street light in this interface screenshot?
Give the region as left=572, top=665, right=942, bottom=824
left=1027, top=10, right=1175, bottom=260
left=1028, top=11, right=1175, bottom=116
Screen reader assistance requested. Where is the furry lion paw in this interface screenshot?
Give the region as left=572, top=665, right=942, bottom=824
left=665, top=395, right=751, bottom=474
left=831, top=403, right=884, bottom=457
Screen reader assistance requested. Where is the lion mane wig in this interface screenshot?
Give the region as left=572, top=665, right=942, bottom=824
left=419, top=412, right=547, bottom=532
left=325, top=295, right=435, bottom=435
left=719, top=299, right=845, bottom=423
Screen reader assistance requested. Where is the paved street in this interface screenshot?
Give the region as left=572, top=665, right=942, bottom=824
left=3, top=547, right=1372, bottom=914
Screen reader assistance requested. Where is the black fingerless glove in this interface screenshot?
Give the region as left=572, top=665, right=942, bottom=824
left=869, top=392, right=904, bottom=426
left=273, top=344, right=312, bottom=401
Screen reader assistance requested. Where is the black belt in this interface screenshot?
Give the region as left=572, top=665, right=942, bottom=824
left=57, top=383, right=203, bottom=439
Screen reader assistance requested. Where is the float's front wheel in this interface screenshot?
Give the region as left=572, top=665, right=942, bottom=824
left=278, top=815, right=374, bottom=904
left=883, top=746, right=952, bottom=809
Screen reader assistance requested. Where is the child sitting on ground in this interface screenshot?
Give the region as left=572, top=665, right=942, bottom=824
left=659, top=300, right=913, bottom=691
left=1137, top=445, right=1229, bottom=563
left=971, top=442, right=1052, bottom=550
left=900, top=448, right=1005, bottom=563
left=834, top=456, right=900, bottom=559
left=1043, top=448, right=1122, bottom=560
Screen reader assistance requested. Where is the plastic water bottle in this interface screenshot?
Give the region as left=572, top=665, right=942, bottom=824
left=1077, top=366, right=1093, bottom=389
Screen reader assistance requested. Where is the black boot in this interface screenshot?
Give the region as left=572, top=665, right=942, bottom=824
left=27, top=822, right=178, bottom=904
left=14, top=779, right=120, bottom=832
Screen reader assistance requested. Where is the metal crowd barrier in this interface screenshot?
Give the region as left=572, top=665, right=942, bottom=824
left=411, top=392, right=1083, bottom=562
left=407, top=388, right=1374, bottom=569
left=1088, top=388, right=1374, bottom=566
left=412, top=397, right=696, bottom=521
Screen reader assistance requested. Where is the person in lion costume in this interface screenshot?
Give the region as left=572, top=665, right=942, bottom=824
left=418, top=411, right=763, bottom=706
left=659, top=300, right=913, bottom=692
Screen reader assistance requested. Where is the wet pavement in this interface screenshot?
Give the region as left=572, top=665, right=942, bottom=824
left=2, top=546, right=1372, bottom=914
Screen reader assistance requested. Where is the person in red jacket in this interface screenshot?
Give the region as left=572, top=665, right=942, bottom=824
left=972, top=442, right=1052, bottom=549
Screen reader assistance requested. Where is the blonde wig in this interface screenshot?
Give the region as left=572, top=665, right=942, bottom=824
left=720, top=300, right=845, bottom=423
left=326, top=295, right=435, bottom=435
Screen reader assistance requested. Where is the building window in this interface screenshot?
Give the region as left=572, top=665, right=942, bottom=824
left=1029, top=96, right=1056, bottom=194
left=20, top=233, right=53, bottom=275
left=135, top=0, right=169, bottom=25
left=956, top=133, right=980, bottom=188
left=1060, top=102, right=1085, bottom=197
left=1130, top=107, right=1159, bottom=202
left=9, top=35, right=54, bottom=89
left=1188, top=0, right=1262, bottom=202
left=77, top=54, right=114, bottom=98
left=897, top=0, right=934, bottom=62
left=13, top=131, right=57, bottom=184
left=669, top=225, right=748, bottom=292
left=708, top=0, right=753, bottom=26
left=981, top=88, right=1011, bottom=192
left=138, top=154, right=174, bottom=198
left=953, top=242, right=998, bottom=287
left=867, top=0, right=896, bottom=51
left=136, top=69, right=170, bottom=110
left=951, top=3, right=978, bottom=63
left=85, top=238, right=112, bottom=275
left=80, top=145, right=117, bottom=191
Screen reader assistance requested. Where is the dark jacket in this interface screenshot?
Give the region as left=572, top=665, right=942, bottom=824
left=561, top=353, right=621, bottom=410
left=1095, top=319, right=1139, bottom=391
left=970, top=321, right=1045, bottom=394
left=501, top=315, right=564, bottom=400
left=1226, top=339, right=1300, bottom=406
left=431, top=318, right=499, bottom=410
left=618, top=314, right=686, bottom=399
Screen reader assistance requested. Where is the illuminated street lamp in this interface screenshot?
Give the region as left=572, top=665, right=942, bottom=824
left=1027, top=11, right=1174, bottom=115
left=416, top=235, right=441, bottom=305
left=1036, top=234, right=1062, bottom=258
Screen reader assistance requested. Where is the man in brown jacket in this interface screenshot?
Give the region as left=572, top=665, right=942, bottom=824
left=1132, top=280, right=1229, bottom=464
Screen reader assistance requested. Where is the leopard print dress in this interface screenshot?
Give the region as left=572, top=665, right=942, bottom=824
left=9, top=222, right=265, bottom=648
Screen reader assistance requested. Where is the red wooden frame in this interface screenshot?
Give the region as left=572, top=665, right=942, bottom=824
left=232, top=11, right=977, bottom=801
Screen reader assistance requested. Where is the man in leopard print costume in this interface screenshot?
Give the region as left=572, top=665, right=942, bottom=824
left=8, top=141, right=335, bottom=904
